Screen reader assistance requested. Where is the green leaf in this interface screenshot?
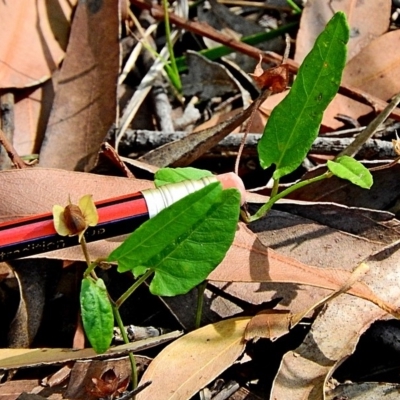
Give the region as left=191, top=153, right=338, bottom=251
left=154, top=167, right=213, bottom=187
left=80, top=278, right=114, bottom=353
left=108, top=182, right=241, bottom=296
left=327, top=156, right=373, bottom=189
left=257, top=12, right=349, bottom=179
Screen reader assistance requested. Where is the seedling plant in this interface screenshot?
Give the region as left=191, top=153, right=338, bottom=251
left=53, top=12, right=373, bottom=390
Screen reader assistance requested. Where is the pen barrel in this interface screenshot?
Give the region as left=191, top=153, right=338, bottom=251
left=0, top=177, right=219, bottom=262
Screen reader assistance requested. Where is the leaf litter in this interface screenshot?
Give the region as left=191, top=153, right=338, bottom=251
left=1, top=1, right=400, bottom=399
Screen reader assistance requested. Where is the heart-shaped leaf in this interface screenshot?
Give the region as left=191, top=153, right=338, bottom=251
left=327, top=156, right=373, bottom=189
left=257, top=12, right=349, bottom=179
left=108, top=182, right=241, bottom=296
left=80, top=277, right=114, bottom=354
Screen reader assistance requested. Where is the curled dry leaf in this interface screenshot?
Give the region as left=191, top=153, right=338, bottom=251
left=270, top=240, right=400, bottom=399
left=88, top=369, right=129, bottom=399
left=249, top=56, right=289, bottom=93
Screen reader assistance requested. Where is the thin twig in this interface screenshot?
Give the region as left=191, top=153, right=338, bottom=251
left=338, top=91, right=400, bottom=158
left=0, top=127, right=27, bottom=169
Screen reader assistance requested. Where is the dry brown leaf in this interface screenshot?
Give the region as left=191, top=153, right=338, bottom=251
left=244, top=310, right=291, bottom=342
left=0, top=0, right=76, bottom=88
left=0, top=168, right=153, bottom=223
left=0, top=379, right=40, bottom=398
left=209, top=223, right=379, bottom=304
left=249, top=57, right=289, bottom=93
left=0, top=331, right=181, bottom=369
left=39, top=1, right=120, bottom=171
left=13, top=82, right=55, bottom=156
left=270, top=240, right=400, bottom=399
left=295, top=0, right=391, bottom=63
left=7, top=259, right=61, bottom=348
left=65, top=359, right=134, bottom=400
left=136, top=317, right=250, bottom=400
left=342, top=29, right=400, bottom=101
left=245, top=262, right=370, bottom=343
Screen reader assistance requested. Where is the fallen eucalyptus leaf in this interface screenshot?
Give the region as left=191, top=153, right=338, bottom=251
left=136, top=317, right=250, bottom=400
left=0, top=331, right=182, bottom=369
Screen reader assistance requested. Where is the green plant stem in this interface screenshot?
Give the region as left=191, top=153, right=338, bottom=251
left=80, top=237, right=91, bottom=267
left=270, top=178, right=280, bottom=198
left=162, top=0, right=182, bottom=91
left=113, top=304, right=138, bottom=392
left=195, top=281, right=208, bottom=329
left=286, top=0, right=301, bottom=13
left=83, top=258, right=108, bottom=279
left=248, top=171, right=332, bottom=222
left=115, top=270, right=154, bottom=308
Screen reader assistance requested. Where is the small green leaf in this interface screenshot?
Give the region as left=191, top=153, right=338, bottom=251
left=327, top=156, right=373, bottom=189
left=155, top=167, right=213, bottom=187
left=257, top=12, right=349, bottom=179
left=80, top=278, right=114, bottom=353
left=108, top=182, right=241, bottom=296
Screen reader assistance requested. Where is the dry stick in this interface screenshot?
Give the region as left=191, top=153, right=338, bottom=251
left=122, top=130, right=397, bottom=159
left=338, top=91, right=400, bottom=158
left=0, top=127, right=27, bottom=169
left=129, top=0, right=400, bottom=122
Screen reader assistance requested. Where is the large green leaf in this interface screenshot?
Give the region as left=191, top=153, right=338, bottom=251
left=258, top=12, right=349, bottom=179
left=108, top=183, right=241, bottom=296
left=80, top=278, right=114, bottom=354
left=327, top=156, right=373, bottom=189
left=154, top=167, right=213, bottom=187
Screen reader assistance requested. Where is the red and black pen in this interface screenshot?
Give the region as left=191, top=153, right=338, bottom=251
left=0, top=173, right=245, bottom=262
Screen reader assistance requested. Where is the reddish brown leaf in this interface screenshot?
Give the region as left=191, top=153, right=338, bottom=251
left=249, top=57, right=289, bottom=93
left=295, top=0, right=391, bottom=63
left=0, top=1, right=76, bottom=88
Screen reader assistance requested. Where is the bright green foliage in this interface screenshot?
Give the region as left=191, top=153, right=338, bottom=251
left=257, top=12, right=349, bottom=179
left=327, top=156, right=373, bottom=189
left=108, top=182, right=241, bottom=296
left=80, top=278, right=114, bottom=353
left=154, top=167, right=213, bottom=187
